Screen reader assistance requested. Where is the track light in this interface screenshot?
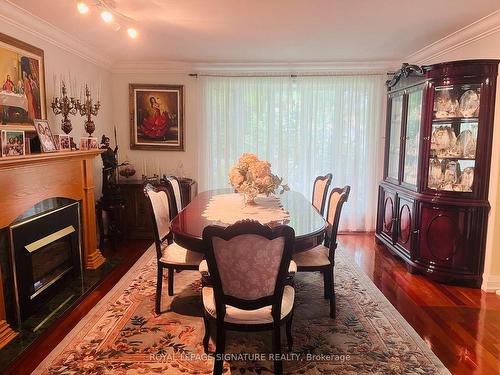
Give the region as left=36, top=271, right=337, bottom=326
left=100, top=10, right=113, bottom=23
left=127, top=28, right=138, bottom=39
left=77, top=2, right=89, bottom=14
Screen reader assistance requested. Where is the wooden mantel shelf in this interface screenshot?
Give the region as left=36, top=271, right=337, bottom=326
left=0, top=149, right=103, bottom=168
left=0, top=149, right=105, bottom=349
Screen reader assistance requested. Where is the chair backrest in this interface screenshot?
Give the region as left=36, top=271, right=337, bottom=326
left=165, top=176, right=183, bottom=216
left=203, top=221, right=295, bottom=321
left=325, top=185, right=350, bottom=259
left=312, top=173, right=332, bottom=216
left=144, top=182, right=173, bottom=259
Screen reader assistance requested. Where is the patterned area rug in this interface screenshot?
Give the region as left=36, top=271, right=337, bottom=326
left=34, top=246, right=449, bottom=374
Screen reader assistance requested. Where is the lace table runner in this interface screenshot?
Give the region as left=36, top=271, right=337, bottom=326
left=202, top=193, right=290, bottom=225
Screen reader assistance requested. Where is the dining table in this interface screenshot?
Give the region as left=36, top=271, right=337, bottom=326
left=171, top=189, right=326, bottom=253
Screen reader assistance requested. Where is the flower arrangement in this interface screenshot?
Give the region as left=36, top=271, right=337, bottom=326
left=229, top=153, right=289, bottom=204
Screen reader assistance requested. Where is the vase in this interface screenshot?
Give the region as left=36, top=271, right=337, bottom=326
left=243, top=192, right=258, bottom=205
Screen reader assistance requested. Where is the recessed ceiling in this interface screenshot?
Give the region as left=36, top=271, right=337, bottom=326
left=9, top=0, right=500, bottom=64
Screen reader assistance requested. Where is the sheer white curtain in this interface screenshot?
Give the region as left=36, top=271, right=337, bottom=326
left=199, top=74, right=386, bottom=231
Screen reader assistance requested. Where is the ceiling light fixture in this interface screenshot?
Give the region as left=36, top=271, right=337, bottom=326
left=76, top=1, right=139, bottom=40
left=100, top=10, right=113, bottom=23
left=127, top=28, right=138, bottom=39
left=76, top=2, right=89, bottom=14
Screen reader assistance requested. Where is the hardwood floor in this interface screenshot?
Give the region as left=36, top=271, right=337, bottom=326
left=3, top=233, right=499, bottom=374
left=338, top=233, right=500, bottom=375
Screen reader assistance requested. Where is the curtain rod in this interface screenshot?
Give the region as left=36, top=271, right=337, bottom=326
left=189, top=71, right=388, bottom=78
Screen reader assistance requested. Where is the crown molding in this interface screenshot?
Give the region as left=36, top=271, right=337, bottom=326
left=0, top=0, right=112, bottom=69
left=405, top=9, right=500, bottom=65
left=113, top=60, right=398, bottom=74
left=112, top=60, right=193, bottom=74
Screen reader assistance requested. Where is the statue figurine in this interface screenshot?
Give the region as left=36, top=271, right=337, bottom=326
left=100, top=134, right=123, bottom=201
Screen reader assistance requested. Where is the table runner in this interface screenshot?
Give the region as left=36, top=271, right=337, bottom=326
left=202, top=193, right=290, bottom=225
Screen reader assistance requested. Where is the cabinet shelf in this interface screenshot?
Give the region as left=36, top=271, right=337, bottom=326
left=432, top=117, right=478, bottom=123
left=429, top=156, right=476, bottom=161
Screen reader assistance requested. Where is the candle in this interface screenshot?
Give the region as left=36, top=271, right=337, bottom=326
left=98, top=76, right=102, bottom=102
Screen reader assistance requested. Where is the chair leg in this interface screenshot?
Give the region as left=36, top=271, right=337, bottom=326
left=155, top=265, right=163, bottom=314
left=286, top=313, right=294, bottom=352
left=167, top=267, right=174, bottom=296
left=329, top=267, right=336, bottom=319
left=213, top=323, right=225, bottom=375
left=323, top=268, right=332, bottom=299
left=202, top=315, right=210, bottom=353
left=272, top=323, right=283, bottom=374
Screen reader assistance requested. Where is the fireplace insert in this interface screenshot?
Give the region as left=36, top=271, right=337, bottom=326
left=8, top=201, right=81, bottom=321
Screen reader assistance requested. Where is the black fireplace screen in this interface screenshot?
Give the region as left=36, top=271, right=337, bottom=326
left=9, top=201, right=81, bottom=321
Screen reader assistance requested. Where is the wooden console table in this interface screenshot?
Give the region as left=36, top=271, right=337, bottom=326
left=0, top=149, right=105, bottom=349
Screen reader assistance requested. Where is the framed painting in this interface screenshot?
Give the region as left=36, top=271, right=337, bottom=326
left=129, top=84, right=184, bottom=151
left=0, top=32, right=46, bottom=127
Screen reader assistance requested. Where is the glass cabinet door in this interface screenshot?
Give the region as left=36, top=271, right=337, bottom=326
left=402, top=88, right=424, bottom=187
left=427, top=83, right=480, bottom=193
left=387, top=94, right=403, bottom=181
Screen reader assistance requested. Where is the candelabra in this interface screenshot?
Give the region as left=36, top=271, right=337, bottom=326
left=77, top=84, right=101, bottom=136
left=51, top=81, right=78, bottom=134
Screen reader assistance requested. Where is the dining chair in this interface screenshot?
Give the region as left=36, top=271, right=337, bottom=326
left=293, top=185, right=350, bottom=318
left=162, top=175, right=183, bottom=217
left=201, top=220, right=296, bottom=375
left=144, top=183, right=204, bottom=314
left=312, top=173, right=333, bottom=216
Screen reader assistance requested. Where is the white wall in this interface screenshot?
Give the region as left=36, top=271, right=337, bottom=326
left=0, top=22, right=113, bottom=197
left=111, top=71, right=200, bottom=181
left=416, top=30, right=500, bottom=292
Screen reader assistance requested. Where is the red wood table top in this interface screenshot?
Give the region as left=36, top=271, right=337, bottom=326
left=171, top=189, right=326, bottom=253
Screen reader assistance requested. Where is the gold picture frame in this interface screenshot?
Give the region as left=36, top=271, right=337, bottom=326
left=129, top=84, right=184, bottom=151
left=0, top=32, right=47, bottom=128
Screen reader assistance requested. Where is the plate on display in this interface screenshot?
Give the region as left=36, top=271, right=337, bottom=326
left=459, top=90, right=480, bottom=117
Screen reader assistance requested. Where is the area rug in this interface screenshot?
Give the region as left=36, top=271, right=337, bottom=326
left=33, top=246, right=450, bottom=374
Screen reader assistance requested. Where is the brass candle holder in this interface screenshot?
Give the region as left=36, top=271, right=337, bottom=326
left=51, top=81, right=77, bottom=134
left=77, top=84, right=101, bottom=137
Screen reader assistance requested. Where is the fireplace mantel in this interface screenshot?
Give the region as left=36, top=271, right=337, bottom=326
left=0, top=149, right=105, bottom=349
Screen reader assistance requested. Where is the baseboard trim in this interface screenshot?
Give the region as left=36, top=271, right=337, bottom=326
left=481, top=274, right=500, bottom=293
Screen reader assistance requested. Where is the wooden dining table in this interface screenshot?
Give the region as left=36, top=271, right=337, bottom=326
left=171, top=189, right=326, bottom=253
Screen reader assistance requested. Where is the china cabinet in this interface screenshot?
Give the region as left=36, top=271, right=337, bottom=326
left=376, top=60, right=499, bottom=287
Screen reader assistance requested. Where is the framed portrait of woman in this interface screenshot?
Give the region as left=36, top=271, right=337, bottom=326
left=0, top=32, right=46, bottom=127
left=129, top=84, right=184, bottom=151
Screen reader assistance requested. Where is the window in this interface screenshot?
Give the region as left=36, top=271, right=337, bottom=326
left=199, top=75, right=385, bottom=231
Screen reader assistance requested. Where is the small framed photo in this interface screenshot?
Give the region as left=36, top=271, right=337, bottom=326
left=80, top=137, right=89, bottom=151
left=88, top=137, right=98, bottom=149
left=54, top=134, right=70, bottom=151
left=34, top=119, right=57, bottom=152
left=1, top=130, right=25, bottom=157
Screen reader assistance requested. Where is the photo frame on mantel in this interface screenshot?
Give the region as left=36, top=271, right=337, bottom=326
left=129, top=83, right=184, bottom=151
left=0, top=32, right=47, bottom=127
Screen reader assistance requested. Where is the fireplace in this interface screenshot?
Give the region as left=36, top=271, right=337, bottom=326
left=8, top=200, right=82, bottom=321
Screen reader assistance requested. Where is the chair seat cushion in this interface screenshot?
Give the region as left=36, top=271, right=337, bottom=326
left=202, top=285, right=295, bottom=324
left=292, top=245, right=330, bottom=267
left=199, top=259, right=297, bottom=275
left=160, top=242, right=204, bottom=266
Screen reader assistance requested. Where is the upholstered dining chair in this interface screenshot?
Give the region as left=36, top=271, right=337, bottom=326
left=200, top=221, right=296, bottom=375
left=312, top=173, right=332, bottom=216
left=162, top=175, right=183, bottom=217
left=144, top=183, right=204, bottom=314
left=293, top=185, right=350, bottom=318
